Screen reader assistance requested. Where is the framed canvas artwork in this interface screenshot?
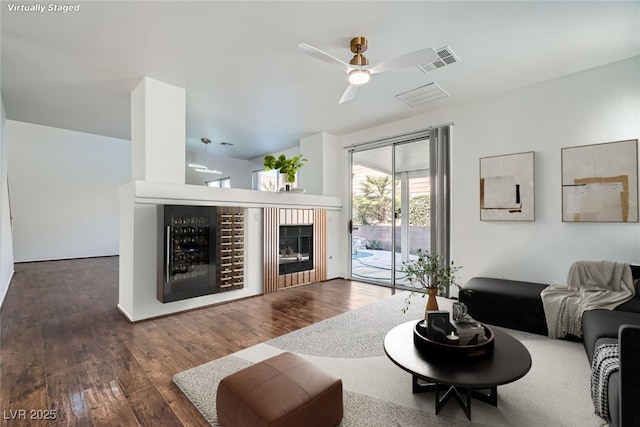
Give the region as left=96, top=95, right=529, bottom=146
left=561, top=139, right=638, bottom=222
left=480, top=151, right=535, bottom=221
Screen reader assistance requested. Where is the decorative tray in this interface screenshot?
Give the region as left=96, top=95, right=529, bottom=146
left=413, top=320, right=495, bottom=362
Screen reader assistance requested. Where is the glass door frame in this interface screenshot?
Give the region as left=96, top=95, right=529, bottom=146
left=348, top=137, right=430, bottom=289
left=349, top=145, right=394, bottom=285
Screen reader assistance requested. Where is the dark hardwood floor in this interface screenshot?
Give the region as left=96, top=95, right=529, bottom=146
left=0, top=257, right=393, bottom=426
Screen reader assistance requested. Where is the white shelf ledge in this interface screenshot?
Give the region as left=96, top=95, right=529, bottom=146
left=126, top=181, right=342, bottom=210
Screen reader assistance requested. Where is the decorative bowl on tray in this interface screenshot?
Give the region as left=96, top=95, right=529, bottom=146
left=413, top=320, right=495, bottom=362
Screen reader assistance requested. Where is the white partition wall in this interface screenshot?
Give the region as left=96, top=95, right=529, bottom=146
left=131, top=77, right=186, bottom=184
left=118, top=181, right=340, bottom=321
left=119, top=78, right=344, bottom=321
left=121, top=77, right=187, bottom=319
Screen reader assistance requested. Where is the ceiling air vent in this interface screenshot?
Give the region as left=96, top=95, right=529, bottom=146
left=395, top=83, right=449, bottom=107
left=417, top=46, right=460, bottom=73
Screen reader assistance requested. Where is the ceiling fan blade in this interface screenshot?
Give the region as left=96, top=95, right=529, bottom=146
left=338, top=84, right=359, bottom=104
left=298, top=43, right=351, bottom=73
left=369, top=47, right=438, bottom=74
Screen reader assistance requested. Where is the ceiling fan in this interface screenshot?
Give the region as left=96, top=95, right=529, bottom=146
left=298, top=36, right=438, bottom=104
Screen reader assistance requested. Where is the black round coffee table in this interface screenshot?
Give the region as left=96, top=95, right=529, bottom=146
left=384, top=320, right=531, bottom=420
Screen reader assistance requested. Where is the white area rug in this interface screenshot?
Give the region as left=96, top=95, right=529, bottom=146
left=174, top=292, right=604, bottom=427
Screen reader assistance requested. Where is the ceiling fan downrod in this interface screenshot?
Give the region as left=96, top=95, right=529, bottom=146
left=349, top=36, right=369, bottom=66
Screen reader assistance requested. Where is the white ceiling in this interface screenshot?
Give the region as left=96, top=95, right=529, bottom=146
left=2, top=1, right=639, bottom=160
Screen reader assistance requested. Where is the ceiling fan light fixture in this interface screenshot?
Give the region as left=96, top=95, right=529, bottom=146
left=348, top=69, right=370, bottom=85
left=300, top=35, right=437, bottom=103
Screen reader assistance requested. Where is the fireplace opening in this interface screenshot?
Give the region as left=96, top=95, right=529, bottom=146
left=279, top=225, right=313, bottom=275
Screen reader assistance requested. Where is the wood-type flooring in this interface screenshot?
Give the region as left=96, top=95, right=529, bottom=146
left=0, top=257, right=393, bottom=426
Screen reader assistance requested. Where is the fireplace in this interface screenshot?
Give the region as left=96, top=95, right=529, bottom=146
left=279, top=225, right=313, bottom=275
left=263, top=208, right=326, bottom=293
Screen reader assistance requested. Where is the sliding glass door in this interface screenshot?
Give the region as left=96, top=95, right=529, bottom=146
left=393, top=140, right=431, bottom=289
left=350, top=146, right=394, bottom=283
left=349, top=138, right=432, bottom=288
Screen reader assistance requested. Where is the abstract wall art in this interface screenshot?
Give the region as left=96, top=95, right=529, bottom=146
left=480, top=151, right=535, bottom=221
left=561, top=139, right=638, bottom=222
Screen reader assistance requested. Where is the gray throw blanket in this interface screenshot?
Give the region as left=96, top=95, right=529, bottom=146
left=590, top=343, right=619, bottom=422
left=541, top=261, right=635, bottom=338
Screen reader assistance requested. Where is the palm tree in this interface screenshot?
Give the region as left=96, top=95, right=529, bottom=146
left=360, top=175, right=392, bottom=223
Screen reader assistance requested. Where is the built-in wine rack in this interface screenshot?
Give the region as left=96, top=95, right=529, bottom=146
left=217, top=207, right=245, bottom=291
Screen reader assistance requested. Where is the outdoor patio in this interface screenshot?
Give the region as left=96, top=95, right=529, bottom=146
left=351, top=249, right=420, bottom=288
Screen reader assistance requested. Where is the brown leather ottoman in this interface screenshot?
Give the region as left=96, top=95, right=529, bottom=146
left=216, top=352, right=343, bottom=427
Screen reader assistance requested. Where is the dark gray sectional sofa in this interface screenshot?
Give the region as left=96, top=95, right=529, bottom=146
left=581, top=311, right=640, bottom=427
left=460, top=271, right=640, bottom=427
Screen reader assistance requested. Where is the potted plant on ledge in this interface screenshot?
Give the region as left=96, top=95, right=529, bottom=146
left=400, top=249, right=462, bottom=316
left=263, top=154, right=307, bottom=191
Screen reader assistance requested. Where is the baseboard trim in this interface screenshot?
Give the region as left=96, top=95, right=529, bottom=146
left=15, top=254, right=118, bottom=264
left=116, top=293, right=263, bottom=323
left=116, top=304, right=135, bottom=323
left=0, top=269, right=15, bottom=313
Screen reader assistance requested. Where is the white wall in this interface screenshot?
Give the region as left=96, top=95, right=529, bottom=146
left=299, top=132, right=343, bottom=198
left=185, top=152, right=256, bottom=189
left=131, top=78, right=186, bottom=184
left=322, top=133, right=346, bottom=279
left=299, top=134, right=324, bottom=195
left=8, top=121, right=131, bottom=261
left=0, top=0, right=13, bottom=305
left=298, top=132, right=345, bottom=278
left=339, top=56, right=640, bottom=287
left=0, top=96, right=14, bottom=306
